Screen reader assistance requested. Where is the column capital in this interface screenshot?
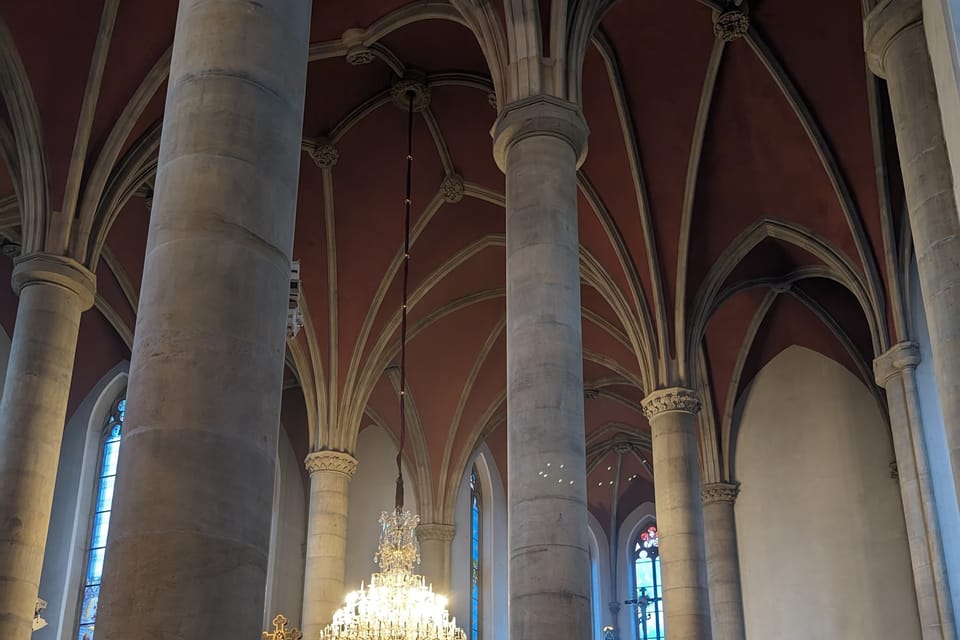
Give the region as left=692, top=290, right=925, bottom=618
left=304, top=450, right=358, bottom=478
left=701, top=481, right=740, bottom=505
left=416, top=522, right=456, bottom=542
left=864, top=0, right=922, bottom=77
left=12, top=253, right=96, bottom=310
left=491, top=95, right=589, bottom=172
left=641, top=387, right=701, bottom=420
left=873, top=341, right=921, bottom=386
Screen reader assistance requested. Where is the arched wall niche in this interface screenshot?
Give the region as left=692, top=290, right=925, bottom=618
left=263, top=425, right=308, bottom=629
left=734, top=345, right=920, bottom=639
left=615, top=502, right=656, bottom=640
left=586, top=510, right=611, bottom=640
left=908, top=258, right=960, bottom=622
left=37, top=363, right=128, bottom=640
left=344, top=423, right=418, bottom=593
left=450, top=444, right=507, bottom=640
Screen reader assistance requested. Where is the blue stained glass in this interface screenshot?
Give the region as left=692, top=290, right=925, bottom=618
left=85, top=548, right=105, bottom=586
left=633, top=525, right=664, bottom=640
left=90, top=512, right=110, bottom=549
left=95, top=476, right=115, bottom=513
left=79, top=585, right=98, bottom=624
left=469, top=468, right=481, bottom=640
left=101, top=440, right=120, bottom=476
left=77, top=395, right=124, bottom=640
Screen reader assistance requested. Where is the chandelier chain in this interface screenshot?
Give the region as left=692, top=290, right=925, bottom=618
left=396, top=89, right=415, bottom=512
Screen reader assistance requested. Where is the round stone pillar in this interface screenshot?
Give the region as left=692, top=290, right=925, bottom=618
left=301, top=451, right=358, bottom=639
left=701, top=482, right=745, bottom=640
left=875, top=342, right=955, bottom=639
left=491, top=95, right=592, bottom=640
left=641, top=388, right=711, bottom=640
left=0, top=254, right=94, bottom=640
left=865, top=0, right=960, bottom=516
left=95, top=0, right=312, bottom=638
left=417, top=523, right=456, bottom=594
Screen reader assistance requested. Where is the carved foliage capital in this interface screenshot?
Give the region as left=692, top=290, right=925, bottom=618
left=641, top=387, right=701, bottom=420
left=873, top=341, right=921, bottom=386
left=702, top=482, right=740, bottom=505
left=416, top=522, right=456, bottom=542
left=305, top=450, right=358, bottom=478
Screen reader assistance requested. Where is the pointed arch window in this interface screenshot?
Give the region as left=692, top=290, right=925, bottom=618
left=469, top=466, right=482, bottom=640
left=77, top=396, right=125, bottom=640
left=633, top=524, right=664, bottom=640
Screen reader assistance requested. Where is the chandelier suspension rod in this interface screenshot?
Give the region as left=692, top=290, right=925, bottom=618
left=396, top=89, right=415, bottom=512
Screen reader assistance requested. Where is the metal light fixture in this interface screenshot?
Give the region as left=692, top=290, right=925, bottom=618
left=319, top=91, right=466, bottom=640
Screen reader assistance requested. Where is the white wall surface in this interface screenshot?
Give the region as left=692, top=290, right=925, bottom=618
left=344, top=425, right=417, bottom=592
left=263, top=427, right=307, bottom=627
left=910, top=261, right=960, bottom=623
left=734, top=346, right=921, bottom=640
left=450, top=447, right=508, bottom=640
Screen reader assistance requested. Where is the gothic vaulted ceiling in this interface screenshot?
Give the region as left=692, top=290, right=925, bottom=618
left=0, top=0, right=905, bottom=532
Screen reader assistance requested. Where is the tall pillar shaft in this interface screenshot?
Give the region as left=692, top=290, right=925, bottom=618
left=642, top=388, right=711, bottom=640
left=875, top=343, right=955, bottom=639
left=866, top=0, right=960, bottom=513
left=701, top=483, right=745, bottom=640
left=417, top=523, right=456, bottom=594
left=301, top=451, right=358, bottom=639
left=492, top=96, right=591, bottom=640
left=0, top=254, right=94, bottom=640
left=96, top=1, right=311, bottom=638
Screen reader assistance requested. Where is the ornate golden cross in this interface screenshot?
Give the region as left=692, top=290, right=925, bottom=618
left=263, top=614, right=302, bottom=640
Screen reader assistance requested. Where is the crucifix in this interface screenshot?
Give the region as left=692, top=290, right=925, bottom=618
left=624, top=586, right=661, bottom=639
left=263, top=614, right=302, bottom=640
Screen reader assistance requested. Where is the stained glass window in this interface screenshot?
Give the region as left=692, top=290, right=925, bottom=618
left=469, top=466, right=482, bottom=640
left=77, top=396, right=124, bottom=640
left=633, top=524, right=664, bottom=640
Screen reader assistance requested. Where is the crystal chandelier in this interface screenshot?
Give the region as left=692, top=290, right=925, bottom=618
left=319, top=89, right=466, bottom=640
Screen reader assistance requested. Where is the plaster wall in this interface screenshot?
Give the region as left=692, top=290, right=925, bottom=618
left=734, top=346, right=920, bottom=640
left=910, top=261, right=960, bottom=623
left=263, top=427, right=307, bottom=628
left=344, top=425, right=417, bottom=592
left=36, top=365, right=127, bottom=640
left=450, top=447, right=508, bottom=640
left=0, top=324, right=9, bottom=398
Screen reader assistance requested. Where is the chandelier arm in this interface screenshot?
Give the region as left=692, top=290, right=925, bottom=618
left=396, top=89, right=415, bottom=512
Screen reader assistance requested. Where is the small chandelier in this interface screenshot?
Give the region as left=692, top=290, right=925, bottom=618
left=319, top=90, right=466, bottom=640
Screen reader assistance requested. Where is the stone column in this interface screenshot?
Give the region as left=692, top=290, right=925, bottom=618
left=641, top=388, right=711, bottom=640
left=701, top=482, right=745, bottom=640
left=865, top=0, right=960, bottom=514
left=417, top=523, right=456, bottom=594
left=95, top=1, right=311, bottom=638
left=491, top=95, right=592, bottom=640
left=301, top=451, right=358, bottom=639
left=0, top=254, right=94, bottom=640
left=875, top=342, right=955, bottom=639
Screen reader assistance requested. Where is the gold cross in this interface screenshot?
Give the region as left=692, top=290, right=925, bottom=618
left=263, top=614, right=302, bottom=640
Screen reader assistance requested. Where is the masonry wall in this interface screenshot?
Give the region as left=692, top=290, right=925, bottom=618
left=734, top=346, right=920, bottom=639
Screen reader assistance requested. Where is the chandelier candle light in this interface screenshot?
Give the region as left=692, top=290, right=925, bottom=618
left=319, top=90, right=466, bottom=640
